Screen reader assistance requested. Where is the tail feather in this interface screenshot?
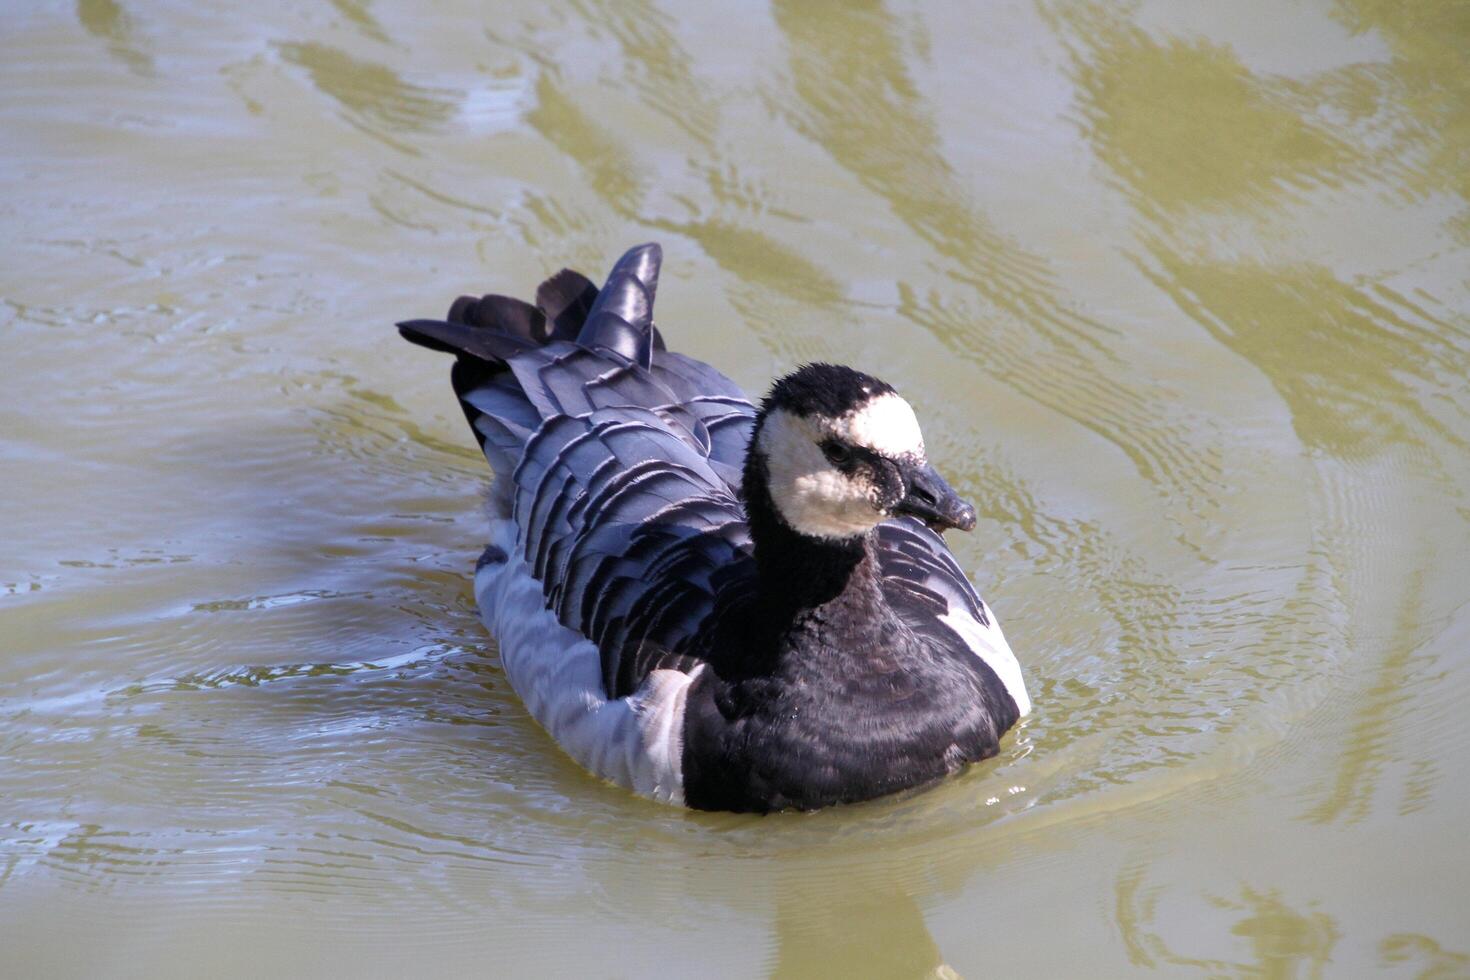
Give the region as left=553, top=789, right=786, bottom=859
left=397, top=319, right=537, bottom=362
left=398, top=243, right=663, bottom=372
left=575, top=243, right=662, bottom=368
left=447, top=293, right=546, bottom=341
left=536, top=269, right=599, bottom=341
left=398, top=244, right=671, bottom=502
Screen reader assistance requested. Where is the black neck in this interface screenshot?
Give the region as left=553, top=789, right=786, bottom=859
left=743, top=447, right=881, bottom=635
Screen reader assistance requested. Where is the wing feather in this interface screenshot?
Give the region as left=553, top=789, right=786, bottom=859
left=876, top=519, right=1029, bottom=717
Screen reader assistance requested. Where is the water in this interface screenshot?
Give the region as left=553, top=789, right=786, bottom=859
left=4, top=0, right=1468, bottom=975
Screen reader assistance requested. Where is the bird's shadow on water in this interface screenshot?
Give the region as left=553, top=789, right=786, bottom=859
left=767, top=876, right=955, bottom=979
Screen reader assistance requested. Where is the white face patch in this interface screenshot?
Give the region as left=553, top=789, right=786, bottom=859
left=756, top=392, right=927, bottom=540
left=758, top=409, right=885, bottom=539
left=833, top=392, right=926, bottom=461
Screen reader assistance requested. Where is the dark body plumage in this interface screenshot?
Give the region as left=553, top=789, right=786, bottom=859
left=398, top=244, right=1025, bottom=813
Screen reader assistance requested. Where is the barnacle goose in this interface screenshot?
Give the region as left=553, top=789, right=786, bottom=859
left=398, top=243, right=1030, bottom=813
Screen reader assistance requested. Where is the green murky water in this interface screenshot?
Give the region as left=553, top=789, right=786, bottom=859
left=4, top=1, right=1469, bottom=976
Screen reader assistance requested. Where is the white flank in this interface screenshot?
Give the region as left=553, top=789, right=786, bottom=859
left=939, top=605, right=1032, bottom=718
left=474, top=518, right=698, bottom=804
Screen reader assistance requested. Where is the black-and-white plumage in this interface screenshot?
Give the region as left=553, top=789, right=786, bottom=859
left=398, top=244, right=1029, bottom=812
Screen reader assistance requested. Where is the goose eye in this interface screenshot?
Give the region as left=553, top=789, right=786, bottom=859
left=822, top=441, right=853, bottom=465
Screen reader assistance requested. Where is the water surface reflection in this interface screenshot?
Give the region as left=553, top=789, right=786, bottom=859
left=3, top=0, right=1469, bottom=974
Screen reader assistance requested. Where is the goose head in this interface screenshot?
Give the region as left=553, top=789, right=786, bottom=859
left=745, top=363, right=976, bottom=541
